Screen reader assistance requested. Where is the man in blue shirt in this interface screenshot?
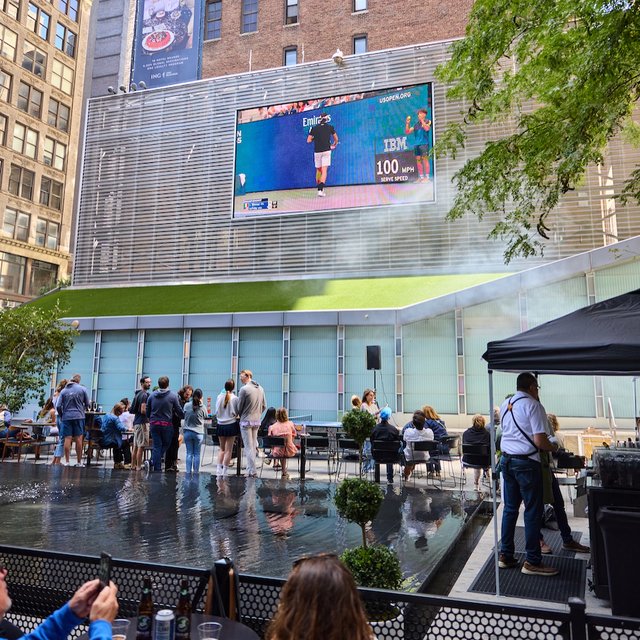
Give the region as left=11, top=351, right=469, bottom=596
left=57, top=374, right=91, bottom=467
left=404, top=108, right=431, bottom=182
left=0, top=567, right=118, bottom=640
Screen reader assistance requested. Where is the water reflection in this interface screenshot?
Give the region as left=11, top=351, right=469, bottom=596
left=0, top=465, right=482, bottom=589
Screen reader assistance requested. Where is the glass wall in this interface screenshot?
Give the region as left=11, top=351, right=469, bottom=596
left=143, top=329, right=184, bottom=392
left=238, top=327, right=283, bottom=410
left=189, top=328, right=232, bottom=406
left=289, top=326, right=337, bottom=421
left=97, top=330, right=138, bottom=408
left=344, top=326, right=395, bottom=410
left=403, top=313, right=457, bottom=415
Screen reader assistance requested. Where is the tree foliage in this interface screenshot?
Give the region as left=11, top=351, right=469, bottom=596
left=334, top=477, right=384, bottom=548
left=0, top=303, right=78, bottom=412
left=435, top=0, right=640, bottom=263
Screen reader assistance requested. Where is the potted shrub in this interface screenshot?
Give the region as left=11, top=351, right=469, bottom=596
left=341, top=408, right=376, bottom=477
left=334, top=477, right=403, bottom=590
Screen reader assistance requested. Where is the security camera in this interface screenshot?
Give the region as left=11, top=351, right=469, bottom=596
left=332, top=48, right=344, bottom=66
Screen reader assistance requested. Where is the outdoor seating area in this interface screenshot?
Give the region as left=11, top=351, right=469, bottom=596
left=1, top=545, right=637, bottom=640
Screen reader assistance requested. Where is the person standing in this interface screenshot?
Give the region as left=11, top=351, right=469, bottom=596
left=307, top=113, right=338, bottom=197
left=499, top=372, right=560, bottom=576
left=131, top=375, right=151, bottom=471
left=147, top=376, right=184, bottom=473
left=56, top=374, right=90, bottom=467
left=182, top=388, right=207, bottom=474
left=215, top=380, right=240, bottom=476
left=404, top=108, right=431, bottom=182
left=236, top=369, right=266, bottom=478
left=166, top=385, right=192, bottom=472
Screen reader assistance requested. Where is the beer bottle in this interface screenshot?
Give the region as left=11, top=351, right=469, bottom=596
left=175, top=580, right=191, bottom=640
left=136, top=578, right=154, bottom=640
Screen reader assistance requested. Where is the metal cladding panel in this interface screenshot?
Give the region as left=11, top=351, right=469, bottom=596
left=74, top=41, right=640, bottom=287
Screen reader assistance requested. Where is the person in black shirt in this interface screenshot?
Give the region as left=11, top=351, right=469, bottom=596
left=307, top=113, right=338, bottom=197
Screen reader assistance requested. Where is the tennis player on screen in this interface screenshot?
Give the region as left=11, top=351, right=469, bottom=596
left=307, top=113, right=338, bottom=197
left=405, top=108, right=431, bottom=182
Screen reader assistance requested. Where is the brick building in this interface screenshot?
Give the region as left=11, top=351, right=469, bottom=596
left=201, top=0, right=474, bottom=76
left=0, top=0, right=92, bottom=307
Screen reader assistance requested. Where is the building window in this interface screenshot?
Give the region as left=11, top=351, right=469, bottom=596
left=1, top=0, right=20, bottom=20
left=284, top=47, right=297, bottom=66
left=3, top=207, right=30, bottom=242
left=8, top=165, right=35, bottom=200
left=285, top=0, right=297, bottom=24
left=35, top=218, right=60, bottom=250
left=241, top=0, right=257, bottom=33
left=353, top=0, right=367, bottom=10
left=51, top=59, right=73, bottom=95
left=54, top=23, right=76, bottom=57
left=0, top=70, right=12, bottom=102
left=205, top=0, right=222, bottom=40
left=47, top=98, right=70, bottom=132
left=17, top=81, right=43, bottom=118
left=39, top=176, right=63, bottom=210
left=12, top=123, right=38, bottom=159
left=30, top=259, right=58, bottom=295
left=0, top=113, right=6, bottom=145
left=22, top=42, right=47, bottom=78
left=0, top=251, right=26, bottom=295
left=27, top=3, right=51, bottom=41
left=353, top=34, right=367, bottom=54
left=56, top=0, right=78, bottom=21
left=0, top=25, right=18, bottom=62
left=43, top=137, right=66, bottom=170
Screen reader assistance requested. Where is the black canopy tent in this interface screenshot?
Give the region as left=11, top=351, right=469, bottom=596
left=480, top=289, right=640, bottom=596
left=483, top=288, right=640, bottom=376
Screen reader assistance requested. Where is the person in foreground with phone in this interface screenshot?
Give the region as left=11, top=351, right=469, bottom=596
left=0, top=567, right=118, bottom=640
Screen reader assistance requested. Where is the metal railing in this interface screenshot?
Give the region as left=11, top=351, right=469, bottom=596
left=1, top=546, right=639, bottom=640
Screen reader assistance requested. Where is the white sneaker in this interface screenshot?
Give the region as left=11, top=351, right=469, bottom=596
left=317, top=190, right=326, bottom=197
left=216, top=465, right=223, bottom=476
left=75, top=462, right=85, bottom=468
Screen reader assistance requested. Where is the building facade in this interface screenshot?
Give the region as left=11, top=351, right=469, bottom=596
left=0, top=0, right=92, bottom=306
left=200, top=0, right=474, bottom=76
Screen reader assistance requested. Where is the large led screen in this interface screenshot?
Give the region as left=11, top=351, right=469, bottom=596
left=233, top=83, right=434, bottom=218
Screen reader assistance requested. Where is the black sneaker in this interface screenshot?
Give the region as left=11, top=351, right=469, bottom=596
left=498, top=554, right=519, bottom=569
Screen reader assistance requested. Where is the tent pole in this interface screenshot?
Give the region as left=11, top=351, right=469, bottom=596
left=488, top=369, right=500, bottom=597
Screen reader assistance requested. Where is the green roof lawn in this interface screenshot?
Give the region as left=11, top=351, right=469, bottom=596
left=30, top=274, right=507, bottom=317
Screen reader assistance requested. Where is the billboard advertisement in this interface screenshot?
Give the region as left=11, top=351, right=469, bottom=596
left=233, top=82, right=434, bottom=218
left=131, top=0, right=202, bottom=89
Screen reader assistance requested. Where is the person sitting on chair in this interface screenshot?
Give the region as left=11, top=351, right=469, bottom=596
left=370, top=407, right=401, bottom=484
left=462, top=414, right=491, bottom=490
left=100, top=403, right=132, bottom=469
left=265, top=554, right=372, bottom=640
left=402, top=410, right=434, bottom=482
left=0, top=567, right=118, bottom=640
left=267, top=407, right=298, bottom=480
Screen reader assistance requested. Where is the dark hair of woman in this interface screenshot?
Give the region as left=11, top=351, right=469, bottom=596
left=261, top=407, right=277, bottom=431
left=223, top=379, right=235, bottom=408
left=265, top=554, right=372, bottom=640
left=192, top=388, right=203, bottom=408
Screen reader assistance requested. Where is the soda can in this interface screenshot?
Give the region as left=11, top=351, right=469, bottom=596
left=153, top=610, right=175, bottom=640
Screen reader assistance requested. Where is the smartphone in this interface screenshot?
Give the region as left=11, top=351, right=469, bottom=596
left=98, top=552, right=112, bottom=589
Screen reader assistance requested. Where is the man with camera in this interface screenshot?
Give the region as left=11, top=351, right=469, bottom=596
left=0, top=567, right=118, bottom=640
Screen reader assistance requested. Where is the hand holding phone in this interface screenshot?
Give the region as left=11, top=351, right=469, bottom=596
left=98, top=552, right=112, bottom=590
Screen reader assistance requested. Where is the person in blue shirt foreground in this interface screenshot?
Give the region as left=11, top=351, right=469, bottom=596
left=0, top=566, right=118, bottom=640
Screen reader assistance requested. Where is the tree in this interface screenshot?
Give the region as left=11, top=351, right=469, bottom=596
left=341, top=408, right=376, bottom=477
left=0, top=303, right=78, bottom=412
left=435, top=0, right=640, bottom=263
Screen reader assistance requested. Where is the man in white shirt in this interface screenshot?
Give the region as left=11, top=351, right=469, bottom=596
left=498, top=372, right=560, bottom=576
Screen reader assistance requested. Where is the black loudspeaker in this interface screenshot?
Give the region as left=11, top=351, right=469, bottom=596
left=366, top=345, right=381, bottom=370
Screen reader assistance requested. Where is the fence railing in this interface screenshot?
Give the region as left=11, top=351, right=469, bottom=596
left=1, top=546, right=639, bottom=640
